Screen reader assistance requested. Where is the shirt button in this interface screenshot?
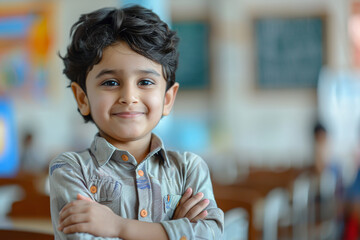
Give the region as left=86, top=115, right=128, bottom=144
left=140, top=209, right=148, bottom=217
left=138, top=170, right=144, bottom=176
left=90, top=185, right=97, bottom=194
left=180, top=236, right=187, bottom=240
left=121, top=154, right=128, bottom=161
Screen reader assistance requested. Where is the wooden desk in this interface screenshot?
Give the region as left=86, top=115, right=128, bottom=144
left=0, top=229, right=53, bottom=240
left=213, top=167, right=309, bottom=240
left=7, top=217, right=53, bottom=234
left=0, top=172, right=52, bottom=239
left=232, top=167, right=305, bottom=196
left=0, top=217, right=53, bottom=239
left=0, top=172, right=51, bottom=218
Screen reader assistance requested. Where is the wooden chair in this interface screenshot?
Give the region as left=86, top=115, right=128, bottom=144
left=318, top=168, right=338, bottom=239
left=262, top=188, right=291, bottom=240
left=213, top=183, right=263, bottom=240
left=213, top=167, right=309, bottom=240
left=291, top=172, right=318, bottom=240
left=0, top=229, right=53, bottom=240
left=224, top=207, right=249, bottom=240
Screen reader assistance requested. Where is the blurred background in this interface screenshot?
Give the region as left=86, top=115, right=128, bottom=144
left=1, top=0, right=360, bottom=239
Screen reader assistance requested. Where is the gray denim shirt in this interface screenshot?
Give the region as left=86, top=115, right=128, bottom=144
left=49, top=133, right=224, bottom=240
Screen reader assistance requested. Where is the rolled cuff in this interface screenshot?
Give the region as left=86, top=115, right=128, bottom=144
left=161, top=218, right=222, bottom=240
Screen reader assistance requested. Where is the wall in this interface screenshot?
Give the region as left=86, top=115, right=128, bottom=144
left=12, top=0, right=118, bottom=165
left=171, top=0, right=350, bottom=167
left=5, top=0, right=352, bottom=169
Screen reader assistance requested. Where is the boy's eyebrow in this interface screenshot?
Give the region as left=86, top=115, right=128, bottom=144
left=135, top=69, right=161, bottom=77
left=95, top=68, right=161, bottom=79
left=95, top=69, right=117, bottom=79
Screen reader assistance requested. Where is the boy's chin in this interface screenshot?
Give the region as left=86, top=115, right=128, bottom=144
left=100, top=130, right=151, bottom=142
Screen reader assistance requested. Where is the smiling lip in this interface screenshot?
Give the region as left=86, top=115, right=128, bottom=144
left=112, top=111, right=144, bottom=118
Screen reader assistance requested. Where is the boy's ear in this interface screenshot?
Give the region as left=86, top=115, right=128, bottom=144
left=71, top=82, right=90, bottom=116
left=163, top=82, right=179, bottom=116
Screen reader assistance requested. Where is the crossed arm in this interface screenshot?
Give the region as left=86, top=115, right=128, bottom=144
left=57, top=188, right=209, bottom=239
left=50, top=153, right=224, bottom=239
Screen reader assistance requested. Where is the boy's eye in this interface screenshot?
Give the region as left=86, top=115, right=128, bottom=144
left=138, top=79, right=154, bottom=86
left=102, top=80, right=119, bottom=86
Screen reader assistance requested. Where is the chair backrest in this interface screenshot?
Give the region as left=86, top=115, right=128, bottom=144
left=224, top=207, right=249, bottom=240
left=0, top=185, right=24, bottom=217
left=319, top=168, right=337, bottom=220
left=0, top=229, right=53, bottom=240
left=292, top=172, right=317, bottom=240
left=262, top=188, right=291, bottom=240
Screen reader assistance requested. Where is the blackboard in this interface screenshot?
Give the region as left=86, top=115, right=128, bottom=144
left=172, top=22, right=209, bottom=89
left=255, top=17, right=324, bottom=88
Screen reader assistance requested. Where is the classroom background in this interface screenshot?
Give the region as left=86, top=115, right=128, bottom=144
left=1, top=0, right=360, bottom=239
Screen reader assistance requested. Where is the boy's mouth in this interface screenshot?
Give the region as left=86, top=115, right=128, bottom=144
left=112, top=111, right=144, bottom=118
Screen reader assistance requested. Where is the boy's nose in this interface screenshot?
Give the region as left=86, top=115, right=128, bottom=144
left=119, top=86, right=139, bottom=104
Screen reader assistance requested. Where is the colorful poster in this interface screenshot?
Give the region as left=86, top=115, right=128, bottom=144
left=0, top=3, right=53, bottom=100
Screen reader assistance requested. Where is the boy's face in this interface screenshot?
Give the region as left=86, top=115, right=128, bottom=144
left=71, top=41, right=178, bottom=147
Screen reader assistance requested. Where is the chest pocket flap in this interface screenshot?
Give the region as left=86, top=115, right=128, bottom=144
left=88, top=177, right=122, bottom=202
left=163, top=194, right=182, bottom=218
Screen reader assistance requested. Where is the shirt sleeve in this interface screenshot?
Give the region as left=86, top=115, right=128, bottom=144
left=160, top=153, right=224, bottom=240
left=49, top=153, right=122, bottom=240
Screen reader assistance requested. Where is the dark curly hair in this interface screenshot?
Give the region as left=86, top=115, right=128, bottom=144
left=60, top=5, right=179, bottom=122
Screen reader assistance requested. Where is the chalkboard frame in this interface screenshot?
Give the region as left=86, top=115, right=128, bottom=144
left=172, top=20, right=211, bottom=90
left=252, top=14, right=328, bottom=90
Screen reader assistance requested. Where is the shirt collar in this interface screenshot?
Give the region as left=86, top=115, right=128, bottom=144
left=89, top=133, right=170, bottom=167
left=149, top=133, right=170, bottom=167
left=90, top=134, right=117, bottom=167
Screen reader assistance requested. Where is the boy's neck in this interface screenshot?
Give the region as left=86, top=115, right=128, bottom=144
left=99, top=131, right=152, bottom=164
left=128, top=139, right=151, bottom=164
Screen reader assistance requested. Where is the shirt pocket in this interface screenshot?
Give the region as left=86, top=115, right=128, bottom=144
left=88, top=177, right=122, bottom=203
left=163, top=194, right=182, bottom=219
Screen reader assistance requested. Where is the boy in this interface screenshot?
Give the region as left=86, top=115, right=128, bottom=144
left=49, top=5, right=224, bottom=240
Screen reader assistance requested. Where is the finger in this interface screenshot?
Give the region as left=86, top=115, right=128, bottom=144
left=191, top=210, right=208, bottom=223
left=179, top=188, right=193, bottom=205
left=59, top=201, right=79, bottom=222
left=176, top=192, right=204, bottom=218
left=59, top=201, right=75, bottom=216
left=60, top=197, right=92, bottom=216
left=59, top=201, right=90, bottom=223
left=185, top=198, right=210, bottom=220
left=173, top=188, right=193, bottom=219
left=62, top=222, right=89, bottom=234
left=77, top=193, right=93, bottom=202
left=60, top=200, right=85, bottom=216
left=58, top=213, right=89, bottom=231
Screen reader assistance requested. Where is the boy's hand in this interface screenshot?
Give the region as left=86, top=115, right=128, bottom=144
left=172, top=188, right=210, bottom=222
left=58, top=194, right=123, bottom=237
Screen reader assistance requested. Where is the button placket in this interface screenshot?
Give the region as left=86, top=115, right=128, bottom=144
left=136, top=163, right=151, bottom=221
